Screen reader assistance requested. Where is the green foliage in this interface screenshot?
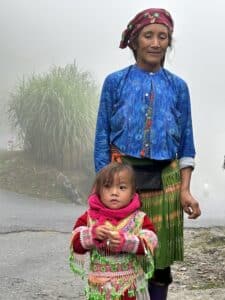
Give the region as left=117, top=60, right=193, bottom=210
left=8, top=63, right=99, bottom=171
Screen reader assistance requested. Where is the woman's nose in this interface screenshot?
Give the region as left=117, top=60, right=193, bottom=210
left=151, top=37, right=160, bottom=47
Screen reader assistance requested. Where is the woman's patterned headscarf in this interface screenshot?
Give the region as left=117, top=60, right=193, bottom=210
left=120, top=8, right=174, bottom=49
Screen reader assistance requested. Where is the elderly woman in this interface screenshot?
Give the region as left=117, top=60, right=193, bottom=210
left=94, top=8, right=201, bottom=300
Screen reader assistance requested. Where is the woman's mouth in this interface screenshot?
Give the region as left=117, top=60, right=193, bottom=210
left=148, top=51, right=161, bottom=55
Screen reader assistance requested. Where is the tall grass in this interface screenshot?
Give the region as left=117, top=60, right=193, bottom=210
left=8, top=63, right=99, bottom=171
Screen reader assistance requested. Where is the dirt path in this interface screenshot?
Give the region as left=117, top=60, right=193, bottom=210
left=169, top=227, right=225, bottom=300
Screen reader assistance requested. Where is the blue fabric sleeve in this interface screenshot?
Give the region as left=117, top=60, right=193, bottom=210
left=177, top=81, right=196, bottom=159
left=94, top=76, right=114, bottom=172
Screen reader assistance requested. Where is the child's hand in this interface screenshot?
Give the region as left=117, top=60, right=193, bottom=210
left=94, top=225, right=110, bottom=241
left=107, top=231, right=123, bottom=251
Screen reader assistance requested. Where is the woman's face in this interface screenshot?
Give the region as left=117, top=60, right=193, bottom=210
left=134, top=23, right=170, bottom=72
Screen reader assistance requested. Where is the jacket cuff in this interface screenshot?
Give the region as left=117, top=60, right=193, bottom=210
left=139, top=230, right=158, bottom=254
left=80, top=226, right=95, bottom=249
left=121, top=233, right=139, bottom=253
left=179, top=157, right=195, bottom=170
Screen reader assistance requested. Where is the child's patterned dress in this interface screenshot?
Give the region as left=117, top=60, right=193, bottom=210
left=70, top=210, right=157, bottom=300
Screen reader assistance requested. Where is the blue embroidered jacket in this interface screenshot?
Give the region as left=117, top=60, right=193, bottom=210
left=94, top=65, right=195, bottom=172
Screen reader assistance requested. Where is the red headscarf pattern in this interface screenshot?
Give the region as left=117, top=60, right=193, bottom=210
left=119, top=8, right=174, bottom=49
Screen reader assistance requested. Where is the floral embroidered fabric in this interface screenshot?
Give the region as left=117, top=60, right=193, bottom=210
left=70, top=211, right=155, bottom=299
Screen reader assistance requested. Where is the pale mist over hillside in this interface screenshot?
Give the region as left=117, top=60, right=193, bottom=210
left=0, top=0, right=224, bottom=225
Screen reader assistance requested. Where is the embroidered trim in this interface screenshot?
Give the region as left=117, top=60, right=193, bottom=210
left=140, top=229, right=158, bottom=254
left=122, top=233, right=139, bottom=253
left=80, top=226, right=94, bottom=249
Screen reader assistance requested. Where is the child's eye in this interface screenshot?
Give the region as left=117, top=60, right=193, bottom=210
left=103, top=183, right=110, bottom=188
left=120, top=185, right=127, bottom=190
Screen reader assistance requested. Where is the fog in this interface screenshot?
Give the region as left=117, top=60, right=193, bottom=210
left=0, top=0, right=224, bottom=225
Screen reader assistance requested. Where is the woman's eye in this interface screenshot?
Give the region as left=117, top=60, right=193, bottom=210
left=145, top=34, right=152, bottom=39
left=159, top=34, right=168, bottom=40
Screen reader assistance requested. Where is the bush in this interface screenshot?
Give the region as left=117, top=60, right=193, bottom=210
left=8, top=63, right=99, bottom=172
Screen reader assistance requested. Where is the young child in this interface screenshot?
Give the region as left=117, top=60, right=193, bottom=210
left=69, top=162, right=158, bottom=300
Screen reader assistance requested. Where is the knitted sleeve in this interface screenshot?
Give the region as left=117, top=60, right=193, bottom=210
left=121, top=215, right=158, bottom=254
left=138, top=215, right=158, bottom=254
left=71, top=211, right=95, bottom=253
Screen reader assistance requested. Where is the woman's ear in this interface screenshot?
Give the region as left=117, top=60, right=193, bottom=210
left=130, top=41, right=137, bottom=50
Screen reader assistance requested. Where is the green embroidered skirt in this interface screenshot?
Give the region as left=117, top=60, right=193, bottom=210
left=122, top=157, right=183, bottom=269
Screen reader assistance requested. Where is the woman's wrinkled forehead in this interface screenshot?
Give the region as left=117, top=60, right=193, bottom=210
left=120, top=8, right=173, bottom=49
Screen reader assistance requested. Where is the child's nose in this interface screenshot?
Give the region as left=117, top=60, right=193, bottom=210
left=111, top=186, right=118, bottom=195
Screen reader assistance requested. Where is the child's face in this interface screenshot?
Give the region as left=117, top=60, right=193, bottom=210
left=100, top=170, right=134, bottom=210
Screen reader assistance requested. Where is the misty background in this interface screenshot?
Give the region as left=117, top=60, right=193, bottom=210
left=0, top=0, right=224, bottom=225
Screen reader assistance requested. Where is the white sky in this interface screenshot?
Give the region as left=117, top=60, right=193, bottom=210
left=0, top=0, right=225, bottom=222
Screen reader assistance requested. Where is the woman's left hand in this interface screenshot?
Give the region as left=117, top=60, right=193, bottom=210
left=180, top=190, right=201, bottom=219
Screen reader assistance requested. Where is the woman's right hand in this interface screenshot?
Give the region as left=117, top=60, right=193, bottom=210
left=180, top=190, right=201, bottom=219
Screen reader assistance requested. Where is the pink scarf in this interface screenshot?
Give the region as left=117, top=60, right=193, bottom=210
left=88, top=193, right=141, bottom=225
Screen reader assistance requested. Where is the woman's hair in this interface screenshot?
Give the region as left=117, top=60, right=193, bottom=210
left=131, top=31, right=172, bottom=67
left=93, top=162, right=136, bottom=196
